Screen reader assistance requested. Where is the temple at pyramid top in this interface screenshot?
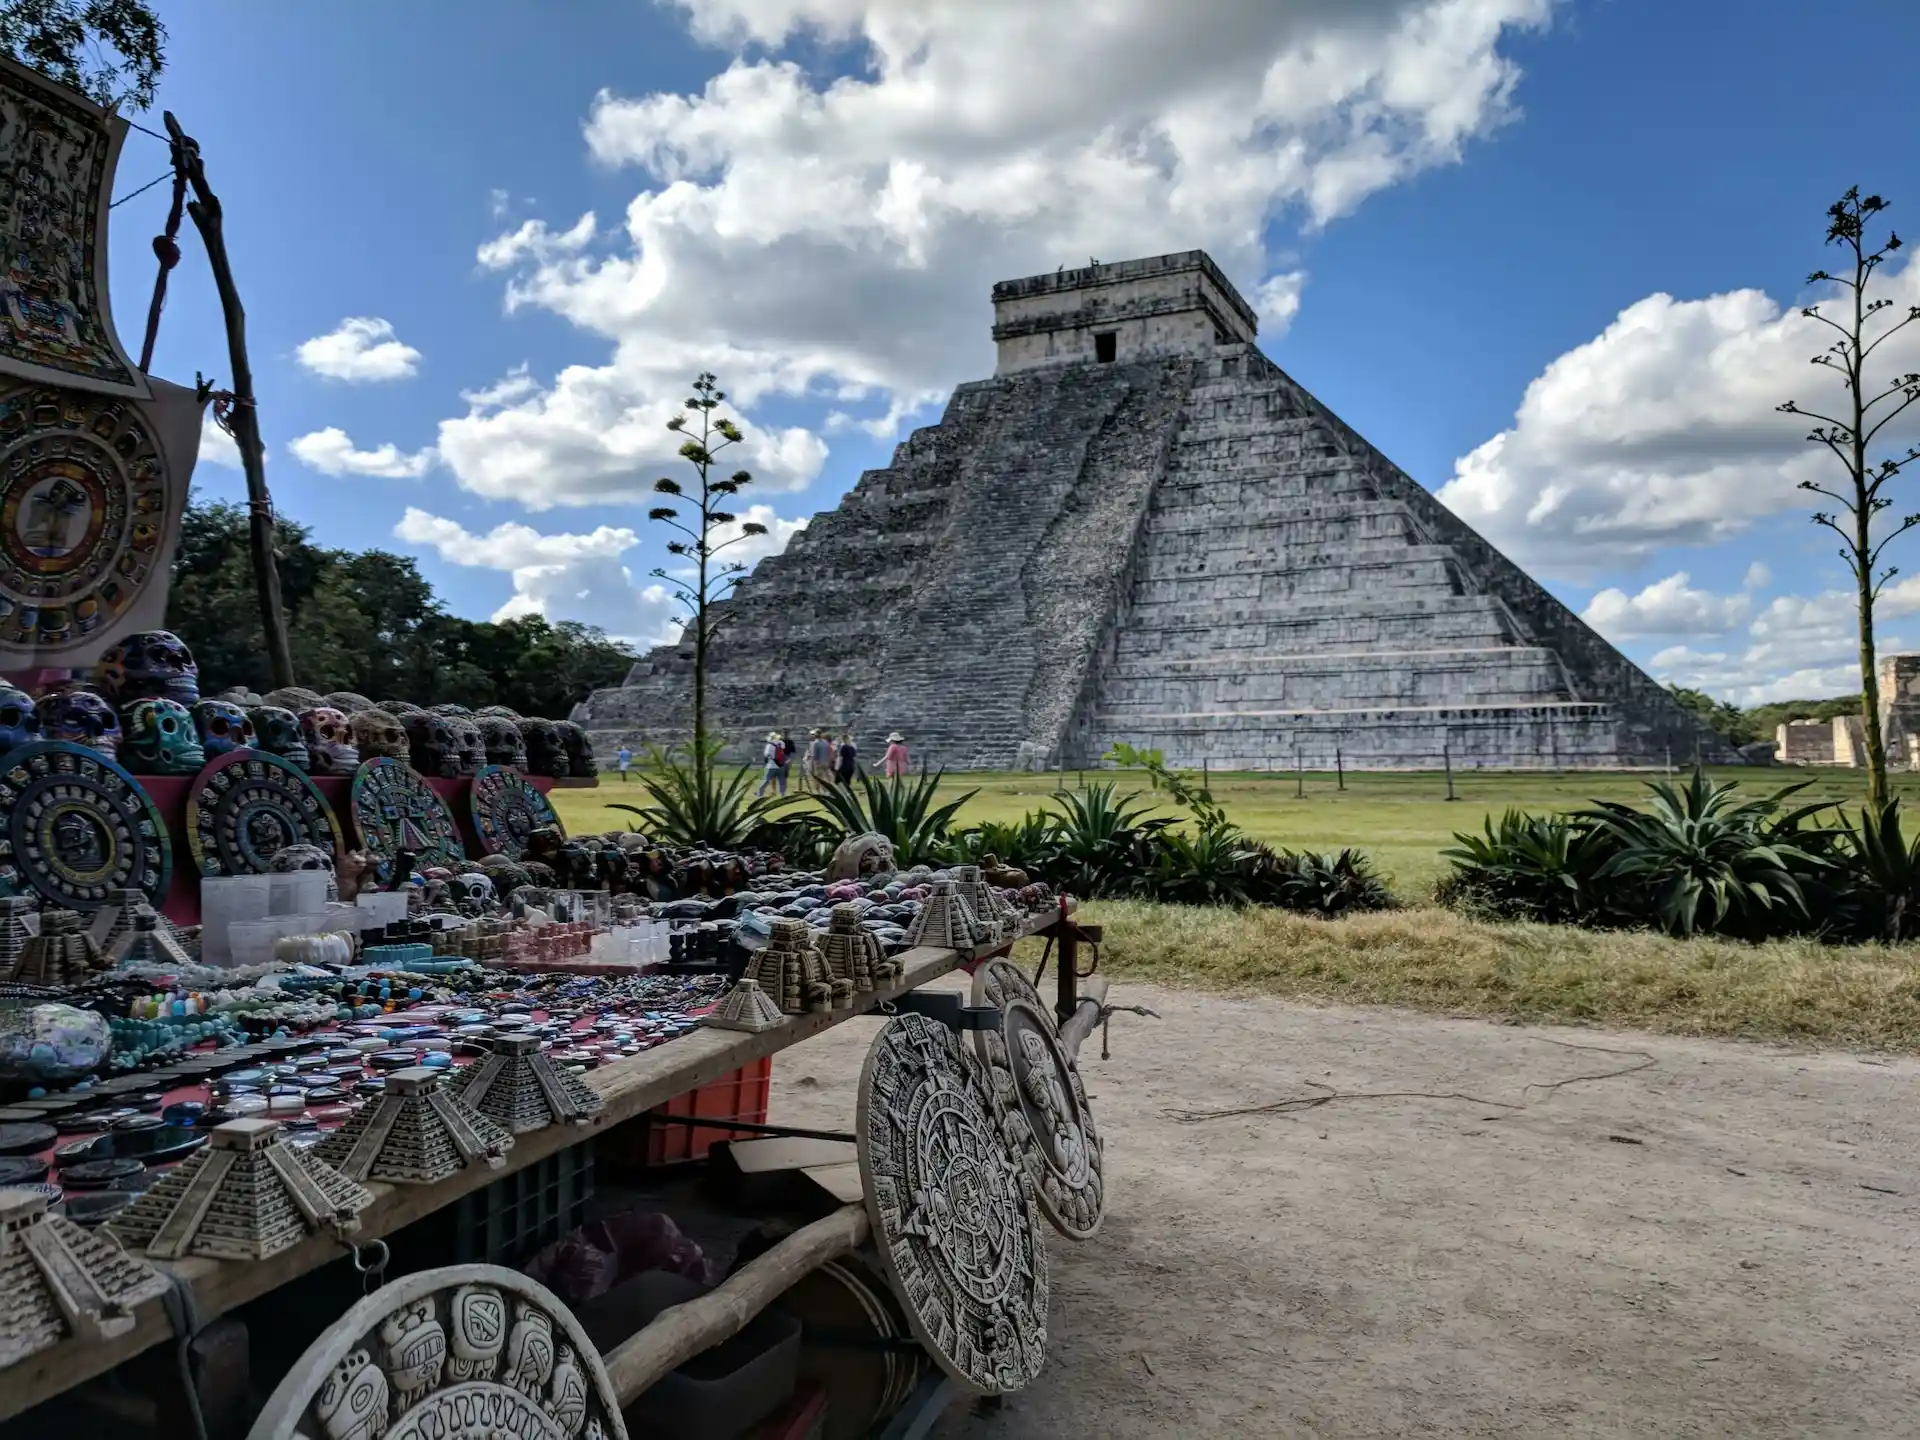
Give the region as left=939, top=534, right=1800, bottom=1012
left=991, top=252, right=1260, bottom=373
left=575, top=250, right=1738, bottom=771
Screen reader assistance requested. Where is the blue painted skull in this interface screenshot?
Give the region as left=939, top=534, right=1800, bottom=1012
left=91, top=629, right=199, bottom=706
left=189, top=699, right=255, bottom=759
left=119, top=698, right=204, bottom=775
left=0, top=683, right=41, bottom=754
left=249, top=705, right=309, bottom=770
left=36, top=690, right=119, bottom=758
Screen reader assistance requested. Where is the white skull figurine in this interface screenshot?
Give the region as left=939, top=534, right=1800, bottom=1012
left=454, top=872, right=496, bottom=915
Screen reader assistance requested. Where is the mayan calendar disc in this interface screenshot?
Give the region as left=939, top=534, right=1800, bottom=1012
left=857, top=1011, right=1048, bottom=1396
left=349, top=757, right=464, bottom=881
left=978, top=997, right=1104, bottom=1240
left=970, top=955, right=1048, bottom=1022
left=468, top=763, right=561, bottom=859
left=0, top=740, right=169, bottom=909
left=186, top=749, right=342, bottom=878
left=246, top=1264, right=628, bottom=1440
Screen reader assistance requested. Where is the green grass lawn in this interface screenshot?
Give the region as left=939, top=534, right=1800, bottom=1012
left=555, top=764, right=1919, bottom=901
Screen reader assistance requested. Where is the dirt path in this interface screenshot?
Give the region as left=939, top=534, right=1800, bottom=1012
left=767, top=976, right=1920, bottom=1438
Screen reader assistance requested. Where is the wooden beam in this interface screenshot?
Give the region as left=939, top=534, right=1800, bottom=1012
left=603, top=1203, right=871, bottom=1404
left=1057, top=975, right=1110, bottom=1065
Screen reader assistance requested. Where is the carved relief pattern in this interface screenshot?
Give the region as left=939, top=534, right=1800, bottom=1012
left=349, top=756, right=465, bottom=881
left=857, top=1011, right=1048, bottom=1396
left=0, top=738, right=169, bottom=908
left=188, top=749, right=343, bottom=877
left=468, top=764, right=560, bottom=860
left=983, top=998, right=1104, bottom=1240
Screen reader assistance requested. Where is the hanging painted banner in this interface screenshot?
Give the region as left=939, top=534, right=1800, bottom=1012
left=0, top=57, right=201, bottom=670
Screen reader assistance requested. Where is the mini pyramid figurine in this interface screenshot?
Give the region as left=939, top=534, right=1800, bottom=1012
left=947, top=866, right=1009, bottom=944
left=109, top=1118, right=373, bottom=1262
left=744, top=917, right=850, bottom=1014
left=0, top=1187, right=169, bottom=1371
left=457, top=1033, right=604, bottom=1135
left=104, top=908, right=193, bottom=969
left=820, top=903, right=903, bottom=995
left=12, top=910, right=102, bottom=986
left=0, top=898, right=35, bottom=979
left=703, top=977, right=786, bottom=1033
left=314, top=1067, right=514, bottom=1184
left=905, top=879, right=985, bottom=951
left=86, top=889, right=182, bottom=955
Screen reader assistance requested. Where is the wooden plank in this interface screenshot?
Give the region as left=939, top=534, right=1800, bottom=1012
left=0, top=911, right=1058, bottom=1421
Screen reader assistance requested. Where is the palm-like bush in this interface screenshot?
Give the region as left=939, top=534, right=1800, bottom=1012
left=1144, top=826, right=1257, bottom=906
left=1834, top=799, right=1920, bottom=940
left=607, top=740, right=785, bottom=849
left=939, top=814, right=1060, bottom=873
left=1576, top=770, right=1829, bottom=938
left=800, top=770, right=977, bottom=867
left=1245, top=846, right=1397, bottom=916
left=1437, top=809, right=1615, bottom=924
left=1045, top=783, right=1172, bottom=897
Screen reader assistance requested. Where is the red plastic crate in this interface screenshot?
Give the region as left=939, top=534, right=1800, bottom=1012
left=632, top=1057, right=774, bottom=1166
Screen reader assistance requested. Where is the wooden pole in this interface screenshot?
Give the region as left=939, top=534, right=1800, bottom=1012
left=1336, top=743, right=1345, bottom=791
left=1444, top=740, right=1457, bottom=801
left=1055, top=900, right=1078, bottom=1025
left=1295, top=743, right=1304, bottom=799
left=1056, top=975, right=1110, bottom=1064
left=162, top=113, right=295, bottom=690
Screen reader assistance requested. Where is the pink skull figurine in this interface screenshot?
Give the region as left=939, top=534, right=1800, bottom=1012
left=299, top=706, right=360, bottom=775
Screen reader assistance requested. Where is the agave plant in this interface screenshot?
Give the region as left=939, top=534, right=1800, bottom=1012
left=1044, top=783, right=1172, bottom=898
left=938, top=813, right=1060, bottom=873
left=800, top=769, right=978, bottom=867
left=1438, top=809, right=1615, bottom=924
left=606, top=740, right=787, bottom=849
left=1143, top=825, right=1257, bottom=906
left=1576, top=769, right=1829, bottom=938
left=1245, top=845, right=1397, bottom=916
left=1836, top=799, right=1920, bottom=940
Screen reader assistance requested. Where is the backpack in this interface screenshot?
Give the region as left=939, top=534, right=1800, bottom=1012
left=771, top=741, right=787, bottom=766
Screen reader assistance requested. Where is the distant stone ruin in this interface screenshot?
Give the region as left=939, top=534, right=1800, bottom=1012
left=575, top=251, right=1735, bottom=771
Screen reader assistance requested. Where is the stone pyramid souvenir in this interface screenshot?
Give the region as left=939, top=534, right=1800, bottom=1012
left=703, top=977, right=786, bottom=1033
left=743, top=917, right=849, bottom=1015
left=109, top=1118, right=373, bottom=1262
left=820, top=903, right=902, bottom=995
left=102, top=907, right=192, bottom=969
left=904, top=879, right=984, bottom=952
left=314, top=1067, right=513, bottom=1184
left=12, top=910, right=101, bottom=986
left=0, top=1186, right=169, bottom=1371
left=457, top=1034, right=604, bottom=1135
left=948, top=866, right=1009, bottom=943
left=0, top=898, right=35, bottom=979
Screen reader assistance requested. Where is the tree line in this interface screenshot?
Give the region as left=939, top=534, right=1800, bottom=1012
left=166, top=499, right=636, bottom=719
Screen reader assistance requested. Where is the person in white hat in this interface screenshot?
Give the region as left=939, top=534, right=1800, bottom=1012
left=880, top=731, right=910, bottom=779
left=755, top=730, right=788, bottom=797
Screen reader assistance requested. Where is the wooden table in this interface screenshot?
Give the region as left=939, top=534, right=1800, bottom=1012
left=0, top=914, right=1059, bottom=1422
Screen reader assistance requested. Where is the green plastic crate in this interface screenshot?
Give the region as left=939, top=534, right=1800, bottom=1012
left=450, top=1140, right=595, bottom=1267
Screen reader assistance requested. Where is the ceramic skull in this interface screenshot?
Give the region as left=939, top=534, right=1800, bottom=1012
left=517, top=718, right=570, bottom=778
left=0, top=683, right=40, bottom=753
left=350, top=707, right=410, bottom=763
left=430, top=703, right=474, bottom=718
left=377, top=699, right=424, bottom=718
left=119, top=698, right=203, bottom=774
left=248, top=705, right=309, bottom=770
left=449, top=716, right=485, bottom=776
left=91, top=629, right=198, bottom=706
left=479, top=715, right=528, bottom=770
left=477, top=705, right=521, bottom=721
left=299, top=706, right=360, bottom=775
left=453, top=871, right=495, bottom=915
left=557, top=721, right=598, bottom=778
left=262, top=686, right=324, bottom=712
left=38, top=690, right=120, bottom=758
left=325, top=691, right=376, bottom=715
left=402, top=711, right=461, bottom=778
left=269, top=842, right=338, bottom=899
left=189, top=699, right=255, bottom=759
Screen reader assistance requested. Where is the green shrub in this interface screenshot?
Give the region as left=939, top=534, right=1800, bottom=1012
left=1437, top=809, right=1615, bottom=925
left=607, top=740, right=786, bottom=849
left=1043, top=782, right=1172, bottom=898
left=1244, top=846, right=1397, bottom=917
left=794, top=770, right=977, bottom=867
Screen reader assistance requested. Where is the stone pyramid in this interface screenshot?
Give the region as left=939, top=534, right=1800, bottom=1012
left=576, top=251, right=1735, bottom=772
left=0, top=1187, right=168, bottom=1370
left=313, top=1067, right=513, bottom=1184
left=703, top=976, right=786, bottom=1032
left=457, top=1034, right=604, bottom=1135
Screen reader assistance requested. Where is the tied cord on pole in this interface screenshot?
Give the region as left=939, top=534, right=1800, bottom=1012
left=137, top=148, right=188, bottom=373
left=209, top=390, right=275, bottom=525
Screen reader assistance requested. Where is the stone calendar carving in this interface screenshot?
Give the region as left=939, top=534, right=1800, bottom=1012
left=457, top=1034, right=603, bottom=1135
left=245, top=1265, right=628, bottom=1440
left=349, top=756, right=465, bottom=882
left=468, top=764, right=560, bottom=860
left=857, top=1012, right=1048, bottom=1395
left=0, top=1186, right=168, bottom=1371
left=977, top=997, right=1104, bottom=1241
left=110, top=1117, right=373, bottom=1261
left=187, top=748, right=343, bottom=878
left=0, top=740, right=170, bottom=910
left=970, top=955, right=1046, bottom=1019
left=314, top=1067, right=514, bottom=1185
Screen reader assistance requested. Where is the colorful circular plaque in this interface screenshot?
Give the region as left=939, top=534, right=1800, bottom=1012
left=348, top=757, right=464, bottom=881
left=467, top=764, right=561, bottom=860
left=0, top=739, right=170, bottom=910
left=186, top=750, right=342, bottom=878
left=0, top=385, right=172, bottom=657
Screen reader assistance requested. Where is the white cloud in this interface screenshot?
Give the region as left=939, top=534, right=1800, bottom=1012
left=442, top=0, right=1552, bottom=507
left=1580, top=571, right=1752, bottom=640
left=1437, top=259, right=1920, bottom=579
left=709, top=503, right=809, bottom=570
left=1254, top=271, right=1307, bottom=333
left=197, top=411, right=240, bottom=468
left=294, top=317, right=423, bottom=383
left=289, top=427, right=437, bottom=479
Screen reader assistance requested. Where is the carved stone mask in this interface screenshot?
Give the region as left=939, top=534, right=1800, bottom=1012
left=92, top=629, right=198, bottom=706
left=479, top=715, right=528, bottom=771
left=298, top=706, right=360, bottom=775
left=119, top=697, right=203, bottom=774
left=0, top=683, right=41, bottom=753
left=402, top=712, right=460, bottom=779
left=557, top=721, right=598, bottom=777
left=248, top=705, right=309, bottom=770
left=269, top=842, right=338, bottom=900
left=189, top=699, right=255, bottom=759
left=450, top=718, right=486, bottom=776
left=517, top=718, right=570, bottom=778
left=38, top=689, right=120, bottom=758
left=477, top=705, right=521, bottom=721
left=350, top=707, right=410, bottom=763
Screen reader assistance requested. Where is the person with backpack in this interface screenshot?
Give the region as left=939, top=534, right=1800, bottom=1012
left=756, top=730, right=787, bottom=797
left=835, top=730, right=858, bottom=786
left=808, top=730, right=834, bottom=791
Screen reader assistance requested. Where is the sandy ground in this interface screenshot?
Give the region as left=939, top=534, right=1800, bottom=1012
left=767, top=974, right=1920, bottom=1438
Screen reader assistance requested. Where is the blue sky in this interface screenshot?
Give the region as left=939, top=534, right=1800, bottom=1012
left=115, top=0, right=1920, bottom=704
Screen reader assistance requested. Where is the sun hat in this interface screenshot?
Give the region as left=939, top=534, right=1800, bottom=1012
left=766, top=730, right=780, bottom=742
left=887, top=732, right=905, bottom=743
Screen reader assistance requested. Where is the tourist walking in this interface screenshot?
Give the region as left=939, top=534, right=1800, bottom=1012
left=615, top=744, right=632, bottom=782
left=835, top=730, right=858, bottom=786
left=808, top=730, right=834, bottom=791
left=780, top=730, right=796, bottom=792
left=880, top=731, right=910, bottom=778
left=755, top=731, right=788, bottom=797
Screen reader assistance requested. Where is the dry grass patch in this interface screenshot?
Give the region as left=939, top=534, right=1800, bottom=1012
left=1035, top=901, right=1920, bottom=1053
